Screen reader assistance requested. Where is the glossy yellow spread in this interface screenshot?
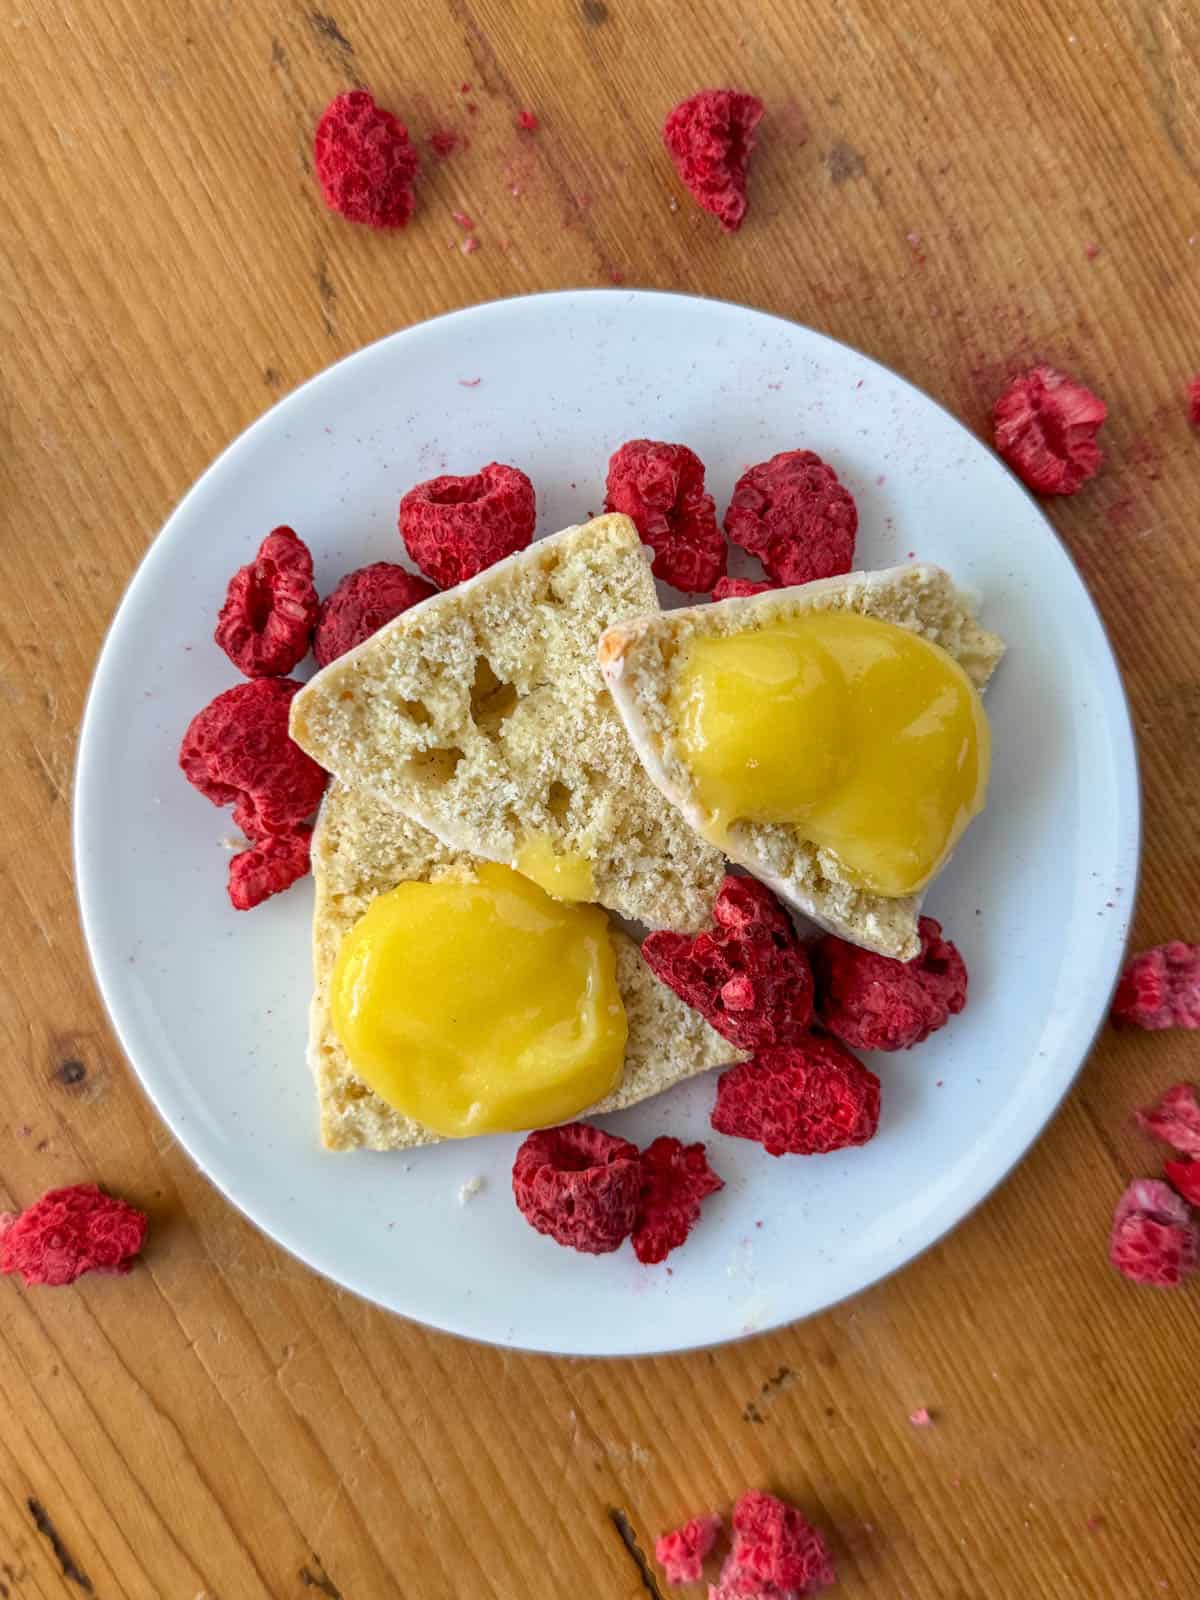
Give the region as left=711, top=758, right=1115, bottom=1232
left=515, top=834, right=598, bottom=903
left=330, top=864, right=626, bottom=1137
left=670, top=612, right=990, bottom=897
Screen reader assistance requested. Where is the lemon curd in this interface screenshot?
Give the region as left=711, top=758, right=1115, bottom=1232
left=514, top=834, right=598, bottom=903
left=330, top=863, right=626, bottom=1137
left=670, top=612, right=990, bottom=897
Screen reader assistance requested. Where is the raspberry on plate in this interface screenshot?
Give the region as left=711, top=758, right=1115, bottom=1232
left=604, top=438, right=726, bottom=592
left=723, top=449, right=858, bottom=586
left=663, top=89, right=765, bottom=233
left=632, top=1137, right=723, bottom=1265
left=314, top=562, right=437, bottom=666
left=214, top=526, right=318, bottom=678
left=711, top=575, right=775, bottom=601
left=812, top=916, right=967, bottom=1052
left=228, top=825, right=313, bottom=911
left=993, top=365, right=1106, bottom=495
left=512, top=1122, right=641, bottom=1254
left=711, top=1035, right=880, bottom=1157
left=400, top=462, right=535, bottom=587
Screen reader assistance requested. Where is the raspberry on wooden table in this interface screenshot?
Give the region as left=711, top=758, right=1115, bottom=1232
left=1112, top=943, right=1200, bottom=1031
left=654, top=1513, right=722, bottom=1585
left=314, top=90, right=420, bottom=229
left=662, top=89, right=765, bottom=232
left=1109, top=1178, right=1199, bottom=1288
left=992, top=365, right=1106, bottom=495
left=0, top=1185, right=147, bottom=1287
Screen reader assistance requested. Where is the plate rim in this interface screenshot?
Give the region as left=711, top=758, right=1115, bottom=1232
left=73, top=288, right=1141, bottom=1355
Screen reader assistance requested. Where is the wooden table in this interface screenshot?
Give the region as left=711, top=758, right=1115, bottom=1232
left=2, top=1, right=1198, bottom=1594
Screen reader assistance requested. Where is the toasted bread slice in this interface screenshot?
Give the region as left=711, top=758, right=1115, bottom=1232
left=310, top=782, right=741, bottom=1151
left=597, top=565, right=1006, bottom=962
left=291, top=516, right=725, bottom=933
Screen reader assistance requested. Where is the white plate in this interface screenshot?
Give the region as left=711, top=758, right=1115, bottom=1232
left=75, top=291, right=1139, bottom=1356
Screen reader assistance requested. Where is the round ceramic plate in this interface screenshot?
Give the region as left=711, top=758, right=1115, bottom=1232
left=76, top=291, right=1139, bottom=1356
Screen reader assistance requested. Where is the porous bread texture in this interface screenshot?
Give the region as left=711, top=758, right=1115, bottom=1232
left=311, top=782, right=742, bottom=1151
left=597, top=564, right=1006, bottom=962
left=291, top=515, right=725, bottom=933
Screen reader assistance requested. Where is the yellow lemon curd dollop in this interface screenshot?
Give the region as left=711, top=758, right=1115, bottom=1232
left=329, top=863, right=626, bottom=1137
left=670, top=612, right=990, bottom=898
left=514, top=834, right=598, bottom=902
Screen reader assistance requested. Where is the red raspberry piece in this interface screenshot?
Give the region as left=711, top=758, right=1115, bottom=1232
left=1111, top=942, right=1200, bottom=1030
left=712, top=576, right=775, bottom=601
left=400, top=462, right=536, bottom=587
left=712, top=1035, right=880, bottom=1157
left=1109, top=1178, right=1199, bottom=1288
left=1165, top=1158, right=1200, bottom=1207
left=1135, top=1082, right=1200, bottom=1156
left=1187, top=375, right=1200, bottom=428
left=605, top=439, right=726, bottom=593
left=642, top=875, right=814, bottom=1050
left=512, top=1122, right=641, bottom=1254
left=632, top=1137, right=723, bottom=1265
left=0, top=1184, right=147, bottom=1287
left=724, top=450, right=858, bottom=587
left=993, top=365, right=1106, bottom=495
left=663, top=89, right=765, bottom=233
left=228, top=825, right=312, bottom=911
left=712, top=1491, right=836, bottom=1598
left=314, top=90, right=420, bottom=229
left=179, top=678, right=328, bottom=840
left=812, top=917, right=968, bottom=1052
left=655, top=1514, right=723, bottom=1586
left=314, top=562, right=437, bottom=666
left=516, top=109, right=539, bottom=132
left=214, top=526, right=318, bottom=678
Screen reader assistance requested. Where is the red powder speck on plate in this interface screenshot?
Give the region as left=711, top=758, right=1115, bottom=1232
left=458, top=377, right=481, bottom=387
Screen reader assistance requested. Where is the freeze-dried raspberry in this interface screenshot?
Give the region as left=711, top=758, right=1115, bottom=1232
left=400, top=462, right=535, bottom=587
left=314, top=562, right=437, bottom=666
left=724, top=450, right=858, bottom=586
left=0, top=1184, right=147, bottom=1287
left=516, top=109, right=539, bottom=131
left=512, top=1122, right=641, bottom=1254
left=1188, top=375, right=1200, bottom=428
left=993, top=365, right=1106, bottom=495
left=812, top=917, right=967, bottom=1052
left=1109, top=1178, right=1199, bottom=1288
left=712, top=1036, right=880, bottom=1157
left=1165, top=1159, right=1200, bottom=1207
left=642, top=875, right=814, bottom=1050
left=655, top=1514, right=723, bottom=1586
left=712, top=1491, right=835, bottom=1598
left=1111, top=942, right=1200, bottom=1030
left=605, top=439, right=726, bottom=592
left=314, top=90, right=420, bottom=229
left=633, top=1137, right=723, bottom=1265
left=711, top=576, right=775, bottom=601
left=1135, top=1082, right=1200, bottom=1156
left=180, top=678, right=328, bottom=840
left=214, top=526, right=318, bottom=678
left=228, top=825, right=312, bottom=911
left=663, top=89, right=765, bottom=233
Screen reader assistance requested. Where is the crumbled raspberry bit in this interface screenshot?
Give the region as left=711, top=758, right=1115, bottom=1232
left=1112, top=943, right=1200, bottom=1030
left=0, top=1184, right=147, bottom=1287
left=993, top=365, right=1106, bottom=495
left=1165, top=1158, right=1200, bottom=1206
left=460, top=235, right=480, bottom=255
left=713, top=1491, right=836, bottom=1598
left=711, top=576, right=775, bottom=601
left=428, top=128, right=460, bottom=159
left=642, top=875, right=814, bottom=1049
left=663, top=89, right=765, bottom=233
left=909, top=1407, right=933, bottom=1427
left=512, top=1122, right=641, bottom=1254
left=228, top=825, right=312, bottom=911
left=1187, top=375, right=1200, bottom=426
left=451, top=209, right=476, bottom=229
left=655, top=1514, right=723, bottom=1586
left=812, top=917, right=968, bottom=1052
left=314, top=90, right=420, bottom=229
left=214, top=526, right=318, bottom=678
left=1135, top=1082, right=1200, bottom=1156
left=1109, top=1178, right=1199, bottom=1288
left=179, top=678, right=328, bottom=841
left=516, top=109, right=539, bottom=131
left=724, top=450, right=858, bottom=586
left=314, top=562, right=436, bottom=666
left=712, top=1035, right=880, bottom=1157
left=605, top=439, right=726, bottom=592
left=400, top=462, right=535, bottom=586
left=633, top=1137, right=723, bottom=1264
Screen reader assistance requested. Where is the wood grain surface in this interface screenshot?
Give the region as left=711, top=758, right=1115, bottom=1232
left=2, top=0, right=1199, bottom=1595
